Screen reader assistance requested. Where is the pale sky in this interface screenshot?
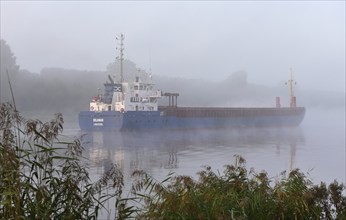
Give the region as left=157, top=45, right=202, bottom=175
left=1, top=1, right=345, bottom=92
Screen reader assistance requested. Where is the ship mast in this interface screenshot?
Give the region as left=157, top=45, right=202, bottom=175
left=287, top=68, right=297, bottom=108
left=116, top=34, right=125, bottom=83
left=289, top=68, right=294, bottom=101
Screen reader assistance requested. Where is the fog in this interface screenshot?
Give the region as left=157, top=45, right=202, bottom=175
left=1, top=1, right=345, bottom=93
left=1, top=43, right=344, bottom=113
left=0, top=0, right=344, bottom=172
left=1, top=3, right=345, bottom=213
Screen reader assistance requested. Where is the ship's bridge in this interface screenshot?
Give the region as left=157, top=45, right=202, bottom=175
left=122, top=78, right=162, bottom=112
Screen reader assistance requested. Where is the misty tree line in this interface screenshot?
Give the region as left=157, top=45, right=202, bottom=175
left=0, top=39, right=269, bottom=113
left=1, top=39, right=343, bottom=115
left=1, top=39, right=123, bottom=113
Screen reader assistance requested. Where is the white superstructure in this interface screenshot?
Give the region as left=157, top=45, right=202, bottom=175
left=89, top=76, right=162, bottom=113
left=89, top=34, right=162, bottom=113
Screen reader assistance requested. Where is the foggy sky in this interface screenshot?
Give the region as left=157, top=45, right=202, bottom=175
left=1, top=1, right=345, bottom=92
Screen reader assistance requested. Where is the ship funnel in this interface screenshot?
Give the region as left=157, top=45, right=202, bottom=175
left=108, top=75, right=115, bottom=84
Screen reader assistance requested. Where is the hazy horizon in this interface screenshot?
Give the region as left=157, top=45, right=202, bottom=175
left=1, top=1, right=345, bottom=93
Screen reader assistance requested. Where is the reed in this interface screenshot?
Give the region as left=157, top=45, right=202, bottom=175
left=130, top=156, right=346, bottom=219
left=0, top=102, right=124, bottom=219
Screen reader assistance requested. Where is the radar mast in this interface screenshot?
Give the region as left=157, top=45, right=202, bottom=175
left=287, top=68, right=297, bottom=107
left=116, top=33, right=125, bottom=83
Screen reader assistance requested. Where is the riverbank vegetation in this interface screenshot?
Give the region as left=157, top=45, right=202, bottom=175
left=0, top=102, right=125, bottom=219
left=1, top=102, right=345, bottom=219
left=130, top=160, right=346, bottom=219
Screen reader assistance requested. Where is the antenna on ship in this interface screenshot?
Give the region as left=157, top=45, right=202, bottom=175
left=285, top=68, right=297, bottom=108
left=148, top=48, right=153, bottom=81
left=116, top=33, right=125, bottom=83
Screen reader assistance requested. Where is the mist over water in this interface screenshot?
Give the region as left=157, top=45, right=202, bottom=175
left=13, top=67, right=342, bottom=186
left=59, top=106, right=344, bottom=187
left=40, top=104, right=341, bottom=219
left=299, top=108, right=345, bottom=183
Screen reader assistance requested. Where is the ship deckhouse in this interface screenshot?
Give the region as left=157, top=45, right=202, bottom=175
left=123, top=77, right=162, bottom=111
left=89, top=76, right=162, bottom=113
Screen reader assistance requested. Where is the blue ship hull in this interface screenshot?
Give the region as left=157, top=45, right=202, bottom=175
left=79, top=107, right=305, bottom=131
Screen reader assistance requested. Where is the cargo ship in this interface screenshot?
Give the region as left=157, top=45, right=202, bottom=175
left=78, top=35, right=305, bottom=131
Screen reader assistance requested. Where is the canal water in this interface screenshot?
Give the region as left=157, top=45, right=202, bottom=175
left=60, top=107, right=344, bottom=218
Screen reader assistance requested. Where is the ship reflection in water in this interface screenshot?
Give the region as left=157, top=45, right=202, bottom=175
left=80, top=127, right=305, bottom=183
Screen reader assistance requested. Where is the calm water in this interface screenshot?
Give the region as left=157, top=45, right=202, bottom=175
left=61, top=107, right=345, bottom=185
left=58, top=107, right=344, bottom=218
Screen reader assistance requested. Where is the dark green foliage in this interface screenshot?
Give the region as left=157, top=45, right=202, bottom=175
left=130, top=156, right=346, bottom=219
left=0, top=103, right=124, bottom=219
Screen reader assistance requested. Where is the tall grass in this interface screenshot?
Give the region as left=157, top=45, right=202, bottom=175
left=130, top=156, right=346, bottom=219
left=0, top=102, right=124, bottom=219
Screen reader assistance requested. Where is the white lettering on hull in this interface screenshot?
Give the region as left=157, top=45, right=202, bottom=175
left=93, top=118, right=104, bottom=122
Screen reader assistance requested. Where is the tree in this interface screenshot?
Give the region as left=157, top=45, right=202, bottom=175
left=0, top=39, right=20, bottom=103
